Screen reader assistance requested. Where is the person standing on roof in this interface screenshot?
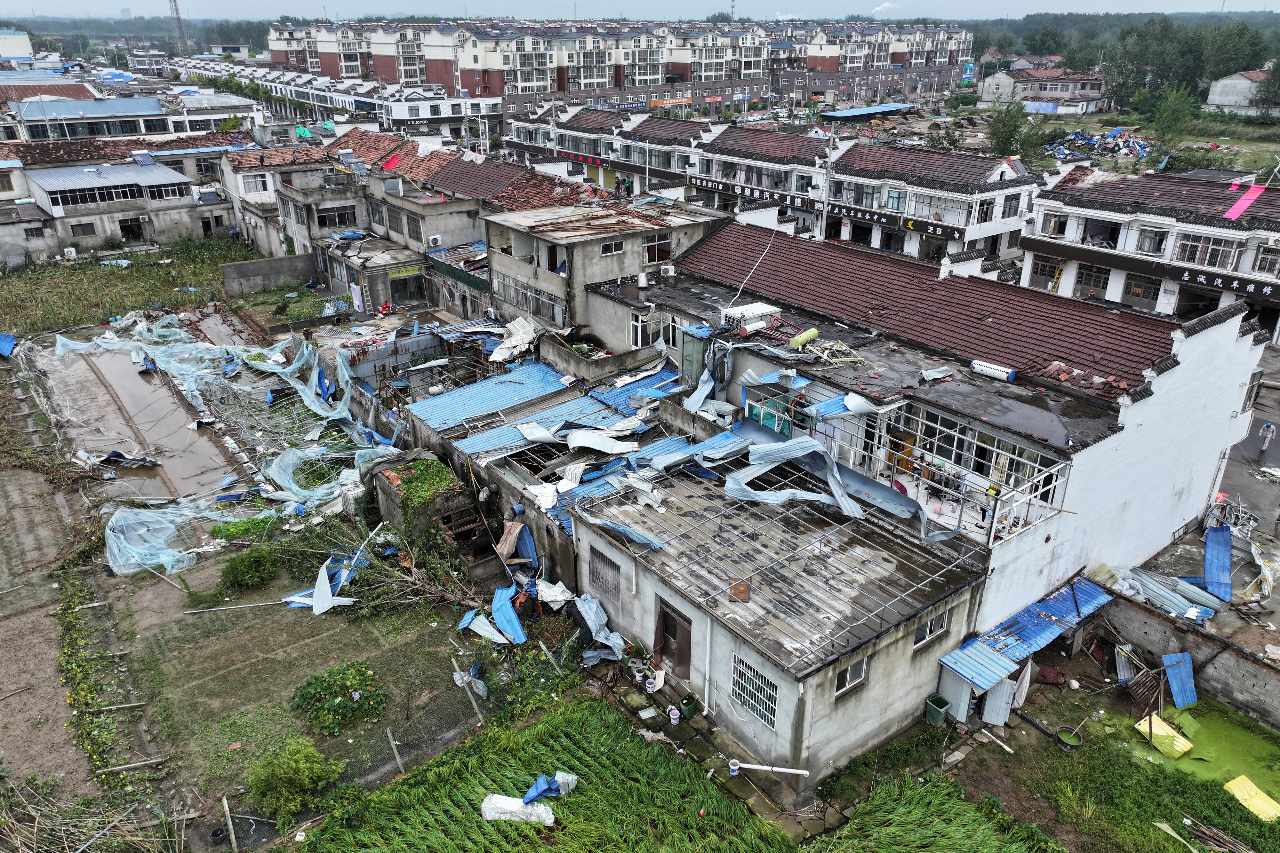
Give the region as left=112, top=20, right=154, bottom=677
left=1262, top=422, right=1276, bottom=452
left=624, top=175, right=633, bottom=197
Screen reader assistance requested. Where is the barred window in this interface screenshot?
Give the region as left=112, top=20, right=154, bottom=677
left=406, top=213, right=423, bottom=242
left=1255, top=246, right=1280, bottom=276
left=293, top=202, right=305, bottom=225
left=387, top=207, right=403, bottom=233
left=1121, top=273, right=1161, bottom=311
left=732, top=654, right=777, bottom=729
left=491, top=271, right=566, bottom=324
left=1174, top=233, right=1239, bottom=270
left=369, top=201, right=385, bottom=226
left=1074, top=263, right=1111, bottom=298
left=588, top=546, right=620, bottom=606
left=1028, top=255, right=1063, bottom=291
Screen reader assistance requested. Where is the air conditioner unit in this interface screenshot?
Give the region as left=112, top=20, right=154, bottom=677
left=1270, top=236, right=1280, bottom=247
left=138, top=215, right=150, bottom=222
left=428, top=235, right=442, bottom=247
left=660, top=264, right=675, bottom=277
left=721, top=301, right=777, bottom=329
left=64, top=247, right=77, bottom=260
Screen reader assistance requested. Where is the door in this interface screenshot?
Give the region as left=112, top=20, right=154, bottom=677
left=199, top=217, right=212, bottom=237
left=120, top=218, right=145, bottom=242
left=652, top=600, right=692, bottom=680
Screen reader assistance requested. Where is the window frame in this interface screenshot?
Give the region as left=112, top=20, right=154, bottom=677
left=70, top=222, right=97, bottom=237
left=642, top=232, right=672, bottom=264
left=600, top=239, right=624, bottom=256
left=883, top=188, right=907, bottom=212
left=0, top=172, right=12, bottom=192
left=316, top=205, right=357, bottom=229
left=588, top=546, right=621, bottom=606
left=731, top=654, right=778, bottom=729
left=834, top=656, right=868, bottom=696
left=1136, top=228, right=1169, bottom=256
left=1040, top=212, right=1069, bottom=237
left=913, top=608, right=952, bottom=648
left=241, top=172, right=269, bottom=194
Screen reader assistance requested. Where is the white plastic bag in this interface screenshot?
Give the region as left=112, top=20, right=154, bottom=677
left=480, top=794, right=554, bottom=826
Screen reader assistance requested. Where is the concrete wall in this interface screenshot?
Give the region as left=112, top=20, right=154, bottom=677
left=1208, top=75, right=1260, bottom=110
left=536, top=335, right=662, bottom=382
left=221, top=253, right=317, bottom=297
left=978, top=311, right=1261, bottom=630
left=1103, top=595, right=1280, bottom=730
left=55, top=200, right=233, bottom=251
left=366, top=182, right=485, bottom=251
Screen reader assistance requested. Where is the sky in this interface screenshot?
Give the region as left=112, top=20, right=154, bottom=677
left=27, top=0, right=1280, bottom=23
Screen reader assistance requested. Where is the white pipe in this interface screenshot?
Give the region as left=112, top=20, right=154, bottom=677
left=730, top=759, right=810, bottom=777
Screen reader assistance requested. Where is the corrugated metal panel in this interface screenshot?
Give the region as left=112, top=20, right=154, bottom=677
left=758, top=370, right=812, bottom=388
left=588, top=366, right=679, bottom=416
left=436, top=317, right=505, bottom=341
left=15, top=96, right=165, bottom=119
left=981, top=677, right=1016, bottom=726
left=1162, top=652, right=1197, bottom=708
left=680, top=323, right=714, bottom=340
left=938, top=666, right=974, bottom=722
left=1133, top=570, right=1203, bottom=618
left=0, top=334, right=15, bottom=358
left=978, top=578, right=1112, bottom=662
left=26, top=162, right=191, bottom=191
left=455, top=395, right=621, bottom=456
left=940, top=638, right=1018, bottom=692
left=1204, top=523, right=1233, bottom=602
left=406, top=361, right=565, bottom=431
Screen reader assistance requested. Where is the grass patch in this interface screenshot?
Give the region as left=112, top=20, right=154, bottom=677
left=0, top=237, right=258, bottom=334
left=304, top=697, right=792, bottom=853
left=811, top=777, right=1062, bottom=853
left=191, top=703, right=300, bottom=792
left=819, top=724, right=950, bottom=804
left=231, top=285, right=334, bottom=327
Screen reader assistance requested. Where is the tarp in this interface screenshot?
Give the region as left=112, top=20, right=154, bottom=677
left=492, top=584, right=527, bottom=644
left=1204, top=523, right=1233, bottom=602
left=0, top=334, right=15, bottom=358
left=576, top=593, right=624, bottom=665
left=1134, top=713, right=1193, bottom=759
left=458, top=608, right=510, bottom=644
left=105, top=505, right=229, bottom=575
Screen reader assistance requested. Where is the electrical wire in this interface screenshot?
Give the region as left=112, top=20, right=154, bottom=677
left=725, top=223, right=779, bottom=309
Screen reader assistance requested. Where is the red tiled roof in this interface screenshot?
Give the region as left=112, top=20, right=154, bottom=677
left=1053, top=164, right=1094, bottom=189
left=225, top=146, right=331, bottom=171
left=490, top=169, right=612, bottom=211
left=1241, top=70, right=1268, bottom=82
left=701, top=126, right=831, bottom=165
left=425, top=157, right=526, bottom=198
left=149, top=132, right=257, bottom=151
left=3, top=133, right=258, bottom=166
left=0, top=83, right=97, bottom=102
left=388, top=148, right=456, bottom=181
left=675, top=223, right=1177, bottom=400
left=560, top=107, right=629, bottom=133
left=834, top=144, right=1008, bottom=187
left=1044, top=174, right=1280, bottom=224
left=335, top=127, right=414, bottom=167
left=1008, top=68, right=1100, bottom=81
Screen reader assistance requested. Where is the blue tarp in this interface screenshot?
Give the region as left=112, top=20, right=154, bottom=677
left=1204, top=523, right=1233, bottom=602
left=492, top=584, right=527, bottom=643
left=514, top=524, right=539, bottom=570
left=523, top=773, right=559, bottom=804
left=1162, top=652, right=1197, bottom=708
left=0, top=334, right=15, bottom=358
left=821, top=102, right=914, bottom=119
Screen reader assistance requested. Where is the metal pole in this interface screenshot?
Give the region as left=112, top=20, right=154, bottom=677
left=386, top=728, right=405, bottom=774
left=451, top=655, right=484, bottom=727
left=222, top=797, right=238, bottom=853
left=539, top=640, right=565, bottom=676
left=73, top=804, right=138, bottom=853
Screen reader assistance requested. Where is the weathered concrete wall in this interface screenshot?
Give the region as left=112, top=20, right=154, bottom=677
left=1102, top=595, right=1280, bottom=730
left=221, top=254, right=317, bottom=297
left=657, top=395, right=738, bottom=443
left=536, top=336, right=661, bottom=382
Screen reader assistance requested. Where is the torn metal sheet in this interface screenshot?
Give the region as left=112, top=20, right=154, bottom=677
left=458, top=609, right=510, bottom=644
left=516, top=422, right=563, bottom=444
left=740, top=437, right=864, bottom=518
left=575, top=505, right=666, bottom=550
left=536, top=579, right=574, bottom=609
left=682, top=369, right=715, bottom=412
left=565, top=431, right=640, bottom=454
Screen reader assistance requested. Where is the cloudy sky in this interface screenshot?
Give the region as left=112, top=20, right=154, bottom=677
left=41, top=0, right=1278, bottom=22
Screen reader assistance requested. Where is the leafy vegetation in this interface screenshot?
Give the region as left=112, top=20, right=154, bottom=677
left=819, top=724, right=949, bottom=803
left=345, top=528, right=473, bottom=618
left=192, top=703, right=300, bottom=791
left=812, top=777, right=1062, bottom=853
left=247, top=736, right=344, bottom=828
left=0, top=237, right=257, bottom=334
left=220, top=546, right=282, bottom=591
left=230, top=285, right=334, bottom=327
left=395, top=460, right=460, bottom=512
left=291, top=661, right=389, bottom=736
left=211, top=515, right=280, bottom=542
left=304, top=698, right=792, bottom=853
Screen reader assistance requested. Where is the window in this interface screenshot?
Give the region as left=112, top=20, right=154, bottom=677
left=1029, top=255, right=1063, bottom=291
left=1257, top=246, right=1280, bottom=276
left=848, top=182, right=876, bottom=208
left=387, top=207, right=403, bottom=233
left=1074, top=263, right=1111, bottom=299
left=913, top=608, right=952, bottom=646
left=0, top=172, right=12, bottom=192
left=794, top=173, right=813, bottom=193
left=23, top=226, right=42, bottom=238
left=293, top=202, right=306, bottom=225
left=1040, top=212, right=1069, bottom=237
left=976, top=197, right=995, bottom=223
left=1136, top=228, right=1168, bottom=255
left=241, top=173, right=268, bottom=194
left=834, top=657, right=868, bottom=695
left=143, top=117, right=168, bottom=133
left=196, top=157, right=220, bottom=178
left=214, top=215, right=224, bottom=228
left=732, top=654, right=777, bottom=729
left=631, top=311, right=661, bottom=349
left=148, top=184, right=186, bottom=200
left=643, top=232, right=671, bottom=264
left=1001, top=194, right=1019, bottom=219
left=317, top=206, right=357, bottom=228
left=1175, top=234, right=1240, bottom=270
left=369, top=201, right=384, bottom=226
left=601, top=239, right=623, bottom=256
left=1245, top=367, right=1264, bottom=412
left=588, top=546, right=620, bottom=605
left=883, top=189, right=907, bottom=211
left=1121, top=273, right=1161, bottom=311
left=408, top=106, right=420, bottom=118
left=406, top=213, right=423, bottom=242
left=70, top=222, right=96, bottom=237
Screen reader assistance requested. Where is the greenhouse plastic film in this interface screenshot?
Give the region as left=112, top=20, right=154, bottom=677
left=105, top=504, right=229, bottom=575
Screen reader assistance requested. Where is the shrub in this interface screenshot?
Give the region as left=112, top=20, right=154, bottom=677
left=246, top=736, right=344, bottom=827
left=211, top=515, right=279, bottom=542
left=291, top=661, right=388, bottom=735
left=219, top=547, right=281, bottom=590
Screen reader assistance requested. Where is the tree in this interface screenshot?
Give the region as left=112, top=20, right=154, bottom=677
left=221, top=52, right=235, bottom=63
left=1251, top=65, right=1280, bottom=113
left=706, top=11, right=731, bottom=22
left=1202, top=21, right=1266, bottom=83
left=987, top=99, right=1028, bottom=157
left=971, top=30, right=992, bottom=59
left=1103, top=16, right=1204, bottom=108
left=1149, top=84, right=1199, bottom=150
left=995, top=32, right=1017, bottom=56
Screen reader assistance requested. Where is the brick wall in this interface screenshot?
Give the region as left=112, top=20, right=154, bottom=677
left=424, top=58, right=456, bottom=94
left=1102, top=596, right=1280, bottom=729
left=317, top=52, right=341, bottom=80
left=370, top=54, right=398, bottom=84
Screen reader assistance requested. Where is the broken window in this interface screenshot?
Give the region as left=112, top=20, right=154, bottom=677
left=1136, top=228, right=1168, bottom=255
left=732, top=654, right=777, bottom=729
left=317, top=206, right=357, bottom=229
left=0, top=172, right=12, bottom=192
left=1245, top=368, right=1264, bottom=412
left=976, top=197, right=994, bottom=223
left=369, top=201, right=385, bottom=226
left=70, top=222, right=96, bottom=237
left=600, top=239, right=623, bottom=256
left=1001, top=193, right=1019, bottom=219
left=834, top=657, right=867, bottom=695
left=631, top=311, right=661, bottom=349
left=1040, top=212, right=1069, bottom=237
left=643, top=232, right=671, bottom=264
left=588, top=546, right=620, bottom=606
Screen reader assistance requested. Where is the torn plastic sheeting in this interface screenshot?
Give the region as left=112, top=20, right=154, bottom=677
left=575, top=593, right=625, bottom=663
left=458, top=608, right=510, bottom=644
left=555, top=462, right=590, bottom=493
left=743, top=437, right=865, bottom=518
left=264, top=447, right=344, bottom=503
left=682, top=369, right=715, bottom=412
left=524, top=771, right=578, bottom=803
left=493, top=583, right=528, bottom=643
left=105, top=505, right=230, bottom=575
left=99, top=450, right=160, bottom=467
left=565, top=431, right=639, bottom=455
left=452, top=668, right=489, bottom=699
left=536, top=579, right=574, bottom=610
left=527, top=483, right=560, bottom=510
left=575, top=505, right=666, bottom=550
left=481, top=794, right=554, bottom=826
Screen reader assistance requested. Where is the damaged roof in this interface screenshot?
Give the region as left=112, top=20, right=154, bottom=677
left=699, top=125, right=832, bottom=165
left=0, top=132, right=257, bottom=167
left=675, top=223, right=1179, bottom=403
left=225, top=146, right=332, bottom=170
left=1040, top=174, right=1280, bottom=230
left=623, top=115, right=713, bottom=146
left=833, top=145, right=1029, bottom=192
left=576, top=449, right=980, bottom=678
left=406, top=360, right=567, bottom=432
left=490, top=168, right=613, bottom=211
left=336, top=127, right=415, bottom=168
left=559, top=107, right=630, bottom=133
left=425, top=156, right=526, bottom=198
left=485, top=199, right=720, bottom=242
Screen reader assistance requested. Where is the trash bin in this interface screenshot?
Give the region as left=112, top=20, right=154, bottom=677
left=925, top=693, right=950, bottom=727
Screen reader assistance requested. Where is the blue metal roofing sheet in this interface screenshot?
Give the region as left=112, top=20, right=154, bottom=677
left=680, top=323, right=715, bottom=340
left=1162, top=652, right=1197, bottom=708
left=758, top=370, right=812, bottom=388
left=406, top=361, right=565, bottom=431
left=588, top=366, right=679, bottom=416
left=940, top=639, right=1018, bottom=691
left=26, top=162, right=190, bottom=191
left=0, top=334, right=15, bottom=358
left=1204, top=523, right=1233, bottom=602
left=940, top=577, right=1112, bottom=691
left=454, top=395, right=621, bottom=456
